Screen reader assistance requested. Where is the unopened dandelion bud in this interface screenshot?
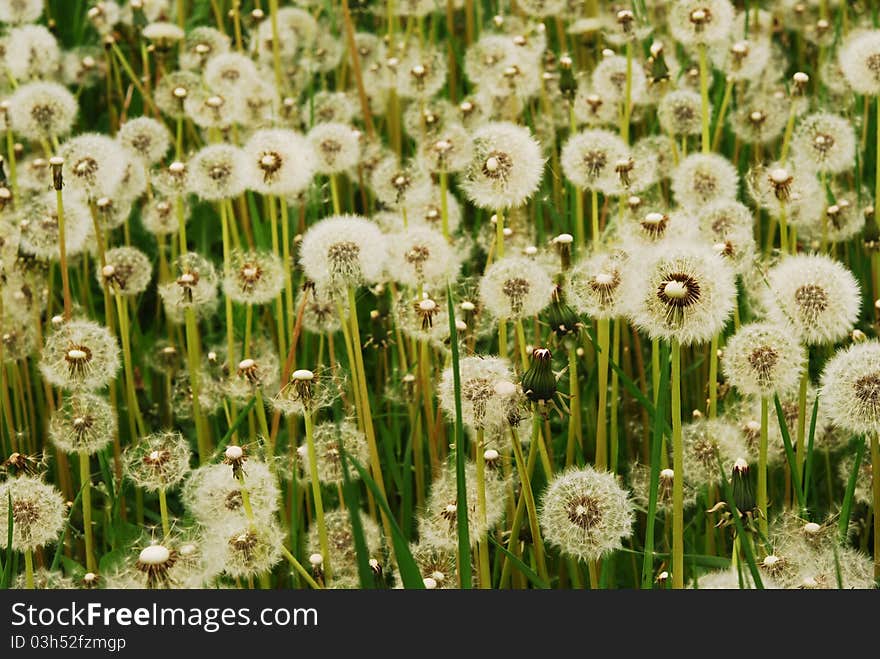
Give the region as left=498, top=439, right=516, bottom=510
left=521, top=348, right=556, bottom=403
left=731, top=458, right=755, bottom=513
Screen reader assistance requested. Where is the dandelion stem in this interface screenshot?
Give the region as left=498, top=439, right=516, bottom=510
left=304, top=407, right=331, bottom=583
left=758, top=397, right=769, bottom=537
left=511, top=420, right=549, bottom=585
left=698, top=43, right=711, bottom=154
left=80, top=450, right=96, bottom=573
left=158, top=487, right=170, bottom=538
left=595, top=318, right=610, bottom=471
left=346, top=287, right=393, bottom=545
left=708, top=333, right=718, bottom=418
left=279, top=545, right=322, bottom=589
left=55, top=188, right=73, bottom=322
left=591, top=189, right=600, bottom=248
left=474, top=428, right=491, bottom=588
left=670, top=338, right=684, bottom=589
left=184, top=306, right=209, bottom=463
left=23, top=549, right=34, bottom=589
left=711, top=78, right=734, bottom=151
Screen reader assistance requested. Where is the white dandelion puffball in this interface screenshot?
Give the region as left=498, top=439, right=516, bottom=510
left=460, top=121, right=545, bottom=210
left=539, top=466, right=634, bottom=562
left=479, top=255, right=555, bottom=320
left=839, top=29, right=880, bottom=96
left=625, top=244, right=736, bottom=345
left=299, top=214, right=387, bottom=291
left=820, top=341, right=880, bottom=436
left=722, top=322, right=805, bottom=398
left=761, top=254, right=860, bottom=346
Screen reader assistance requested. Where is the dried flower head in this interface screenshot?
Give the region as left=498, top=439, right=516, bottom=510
left=0, top=476, right=65, bottom=551
left=123, top=431, right=192, bottom=492
left=117, top=116, right=171, bottom=166
left=418, top=460, right=507, bottom=550
left=39, top=319, right=120, bottom=391
left=158, top=252, right=219, bottom=322
left=671, top=153, right=739, bottom=210
left=243, top=128, right=315, bottom=196
left=567, top=250, right=628, bottom=320
left=539, top=466, right=634, bottom=562
left=385, top=225, right=459, bottom=288
left=49, top=392, right=116, bottom=455
left=479, top=255, right=555, bottom=320
left=308, top=122, right=362, bottom=175
left=761, top=254, right=860, bottom=346
left=561, top=129, right=630, bottom=193
left=626, top=245, right=736, bottom=345
left=820, top=341, right=880, bottom=436
left=437, top=356, right=515, bottom=431
left=297, top=420, right=369, bottom=486
left=299, top=214, right=386, bottom=292
left=99, top=246, right=152, bottom=296
left=223, top=250, right=285, bottom=306
left=461, top=121, right=544, bottom=210
left=8, top=81, right=77, bottom=141
left=59, top=133, right=127, bottom=199
left=839, top=29, right=880, bottom=96
left=188, top=144, right=247, bottom=201
left=722, top=322, right=805, bottom=398
left=790, top=113, right=856, bottom=175
left=184, top=460, right=279, bottom=527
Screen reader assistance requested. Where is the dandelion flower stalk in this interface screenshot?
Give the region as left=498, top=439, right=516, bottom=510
left=50, top=157, right=72, bottom=321
left=474, top=428, right=491, bottom=588
left=80, top=450, right=96, bottom=572
left=303, top=406, right=332, bottom=583
left=671, top=338, right=684, bottom=589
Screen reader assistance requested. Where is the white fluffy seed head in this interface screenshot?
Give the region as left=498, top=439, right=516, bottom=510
left=762, top=254, right=860, bottom=346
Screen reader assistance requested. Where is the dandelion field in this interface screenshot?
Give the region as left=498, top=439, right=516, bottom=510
left=1, top=0, right=880, bottom=593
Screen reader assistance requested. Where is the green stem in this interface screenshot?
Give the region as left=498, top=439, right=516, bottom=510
left=708, top=333, right=718, bottom=418
left=24, top=548, right=34, bottom=589
left=758, top=397, right=769, bottom=536
left=304, top=407, right=332, bottom=582
left=595, top=318, right=610, bottom=471
left=670, top=339, right=683, bottom=589
left=158, top=487, right=170, bottom=538
left=80, top=450, right=96, bottom=572
left=510, top=421, right=549, bottom=585
left=474, top=428, right=491, bottom=589
left=698, top=43, right=710, bottom=154
left=54, top=188, right=73, bottom=321
left=591, top=189, right=600, bottom=248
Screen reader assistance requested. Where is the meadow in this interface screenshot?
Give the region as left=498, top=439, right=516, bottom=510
left=0, top=0, right=878, bottom=590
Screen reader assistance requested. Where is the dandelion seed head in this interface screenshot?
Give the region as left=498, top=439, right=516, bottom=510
left=722, top=322, right=805, bottom=397
left=671, top=153, right=739, bottom=210
left=762, top=254, right=860, bottom=346
left=626, top=244, right=736, bottom=345
left=461, top=121, right=544, bottom=210
left=40, top=319, right=120, bottom=392
left=539, top=466, right=634, bottom=562
left=0, top=476, right=65, bottom=551
left=8, top=81, right=77, bottom=142
left=299, top=214, right=386, bottom=291
left=479, top=255, right=555, bottom=321
left=49, top=392, right=116, bottom=455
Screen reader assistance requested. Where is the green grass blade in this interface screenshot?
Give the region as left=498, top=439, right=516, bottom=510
left=773, top=394, right=807, bottom=514
left=803, top=394, right=819, bottom=504
left=447, top=286, right=472, bottom=588
left=839, top=437, right=867, bottom=543
left=347, top=455, right=424, bottom=589
left=338, top=442, right=375, bottom=589
left=488, top=535, right=549, bottom=589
